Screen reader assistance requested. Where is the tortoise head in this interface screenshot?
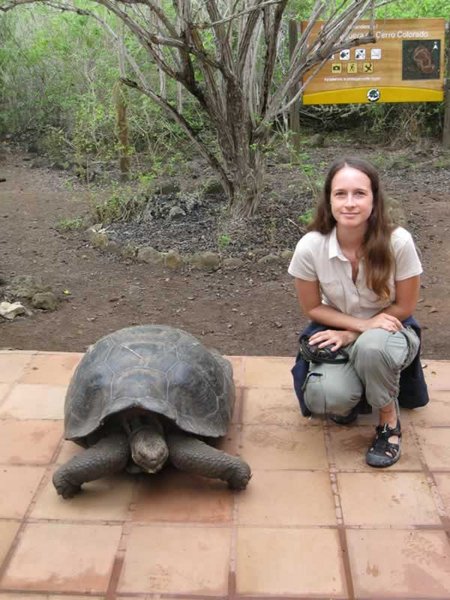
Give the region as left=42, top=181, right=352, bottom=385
left=128, top=415, right=169, bottom=473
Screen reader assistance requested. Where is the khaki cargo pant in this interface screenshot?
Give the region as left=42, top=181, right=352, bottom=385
left=303, top=327, right=420, bottom=417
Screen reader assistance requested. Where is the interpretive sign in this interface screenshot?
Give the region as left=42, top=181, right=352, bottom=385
left=301, top=18, right=446, bottom=104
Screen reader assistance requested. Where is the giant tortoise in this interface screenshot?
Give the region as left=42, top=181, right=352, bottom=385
left=53, top=325, right=251, bottom=498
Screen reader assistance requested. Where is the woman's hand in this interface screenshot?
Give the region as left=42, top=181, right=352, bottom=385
left=308, top=329, right=359, bottom=351
left=359, top=312, right=403, bottom=333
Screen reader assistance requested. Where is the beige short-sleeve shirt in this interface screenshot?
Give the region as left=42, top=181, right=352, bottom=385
left=288, top=226, right=422, bottom=319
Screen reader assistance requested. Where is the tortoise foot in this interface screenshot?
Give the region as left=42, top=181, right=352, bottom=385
left=52, top=471, right=82, bottom=499
left=226, top=462, right=252, bottom=491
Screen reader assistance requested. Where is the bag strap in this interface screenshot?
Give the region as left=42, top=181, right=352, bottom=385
left=299, top=335, right=349, bottom=364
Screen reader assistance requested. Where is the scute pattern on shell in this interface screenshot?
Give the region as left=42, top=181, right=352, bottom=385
left=64, top=325, right=235, bottom=442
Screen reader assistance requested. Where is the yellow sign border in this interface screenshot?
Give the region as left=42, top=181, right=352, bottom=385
left=302, top=87, right=444, bottom=105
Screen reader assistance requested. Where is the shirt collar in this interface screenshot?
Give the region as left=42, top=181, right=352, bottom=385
left=329, top=227, right=346, bottom=260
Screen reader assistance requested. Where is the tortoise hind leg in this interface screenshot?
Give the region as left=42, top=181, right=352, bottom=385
left=167, top=432, right=251, bottom=490
left=53, top=432, right=129, bottom=499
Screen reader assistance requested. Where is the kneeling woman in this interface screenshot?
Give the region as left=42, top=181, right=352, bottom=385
left=289, top=157, right=428, bottom=468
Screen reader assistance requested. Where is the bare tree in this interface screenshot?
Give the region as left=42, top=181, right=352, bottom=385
left=0, top=0, right=383, bottom=216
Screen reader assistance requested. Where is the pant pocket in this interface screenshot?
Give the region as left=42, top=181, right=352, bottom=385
left=303, top=371, right=327, bottom=415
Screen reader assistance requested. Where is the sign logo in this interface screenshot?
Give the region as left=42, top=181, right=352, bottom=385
left=367, top=88, right=380, bottom=102
left=355, top=49, right=366, bottom=60
left=339, top=49, right=350, bottom=60
left=347, top=62, right=357, bottom=74
left=331, top=63, right=342, bottom=73
left=363, top=63, right=374, bottom=73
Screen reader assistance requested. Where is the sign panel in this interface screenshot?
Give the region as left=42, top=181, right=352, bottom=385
left=301, top=18, right=445, bottom=104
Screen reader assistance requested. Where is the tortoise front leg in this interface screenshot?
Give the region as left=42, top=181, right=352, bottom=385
left=53, top=432, right=129, bottom=499
left=167, top=432, right=251, bottom=490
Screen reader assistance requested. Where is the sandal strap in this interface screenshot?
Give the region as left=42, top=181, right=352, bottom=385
left=370, top=436, right=400, bottom=457
left=367, top=419, right=402, bottom=467
left=375, top=420, right=402, bottom=439
left=369, top=420, right=401, bottom=458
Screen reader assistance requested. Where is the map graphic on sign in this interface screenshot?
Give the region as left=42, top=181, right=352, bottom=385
left=402, top=40, right=441, bottom=80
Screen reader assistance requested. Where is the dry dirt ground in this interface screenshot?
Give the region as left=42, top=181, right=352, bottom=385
left=1, top=139, right=449, bottom=359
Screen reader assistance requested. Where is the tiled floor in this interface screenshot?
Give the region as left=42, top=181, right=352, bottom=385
left=0, top=350, right=450, bottom=599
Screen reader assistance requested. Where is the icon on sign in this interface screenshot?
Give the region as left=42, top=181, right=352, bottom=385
left=371, top=48, right=382, bottom=59
left=331, top=63, right=342, bottom=73
left=363, top=62, right=374, bottom=73
left=367, top=88, right=380, bottom=102
left=347, top=62, right=357, bottom=74
left=339, top=49, right=350, bottom=60
left=355, top=49, right=366, bottom=60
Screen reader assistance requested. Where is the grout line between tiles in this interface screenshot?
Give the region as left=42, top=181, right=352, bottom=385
left=104, top=475, right=141, bottom=598
left=0, top=382, right=16, bottom=411
left=410, top=421, right=450, bottom=537
left=0, top=460, right=51, bottom=585
left=228, top=384, right=246, bottom=600
left=323, top=420, right=355, bottom=600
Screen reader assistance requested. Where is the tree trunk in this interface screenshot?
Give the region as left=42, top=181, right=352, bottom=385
left=115, top=83, right=130, bottom=181
left=224, top=146, right=265, bottom=218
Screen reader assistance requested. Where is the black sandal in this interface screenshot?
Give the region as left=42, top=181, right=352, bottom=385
left=366, top=419, right=402, bottom=468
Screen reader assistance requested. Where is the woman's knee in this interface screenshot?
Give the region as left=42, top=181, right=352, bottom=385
left=351, top=328, right=409, bottom=370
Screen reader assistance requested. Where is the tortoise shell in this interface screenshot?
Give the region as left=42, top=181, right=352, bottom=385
left=64, top=325, right=235, bottom=443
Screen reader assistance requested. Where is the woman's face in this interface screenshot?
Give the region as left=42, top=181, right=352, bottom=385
left=330, top=166, right=374, bottom=230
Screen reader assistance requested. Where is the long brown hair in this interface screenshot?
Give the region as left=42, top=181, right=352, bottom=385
left=309, top=157, right=394, bottom=300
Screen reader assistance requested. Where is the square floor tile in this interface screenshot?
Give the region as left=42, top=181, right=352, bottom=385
left=0, top=420, right=62, bottom=464
left=0, top=384, right=65, bottom=419
left=423, top=360, right=450, bottom=391
left=118, top=525, right=231, bottom=595
left=417, top=427, right=450, bottom=470
left=0, top=520, right=20, bottom=566
left=0, top=592, right=101, bottom=600
left=242, top=356, right=292, bottom=388
left=0, top=384, right=9, bottom=404
left=21, top=353, right=82, bottom=385
left=237, top=470, right=336, bottom=526
left=118, top=598, right=190, bottom=600
left=229, top=389, right=243, bottom=425
left=433, top=473, right=450, bottom=516
left=242, top=387, right=308, bottom=427
left=0, top=466, right=45, bottom=518
left=338, top=472, right=441, bottom=526
left=347, top=529, right=450, bottom=597
left=329, top=424, right=422, bottom=471
left=402, top=391, right=450, bottom=426
left=226, top=355, right=244, bottom=387
left=31, top=475, right=134, bottom=521
left=236, top=527, right=346, bottom=596
left=240, top=425, right=328, bottom=470
left=132, top=467, right=233, bottom=523
left=1, top=522, right=122, bottom=593
left=0, top=353, right=33, bottom=383
left=54, top=440, right=83, bottom=465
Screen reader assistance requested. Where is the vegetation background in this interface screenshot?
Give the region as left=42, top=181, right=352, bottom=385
left=0, top=0, right=449, bottom=359
left=0, top=0, right=448, bottom=200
